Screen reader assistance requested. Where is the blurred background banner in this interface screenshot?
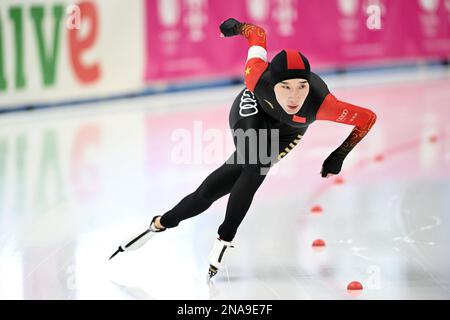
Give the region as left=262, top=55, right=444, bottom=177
left=1, top=0, right=450, bottom=109
left=0, top=0, right=145, bottom=110
left=145, top=0, right=450, bottom=81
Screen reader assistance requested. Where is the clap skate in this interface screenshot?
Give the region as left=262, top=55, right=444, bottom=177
left=207, top=237, right=234, bottom=281
left=109, top=215, right=166, bottom=260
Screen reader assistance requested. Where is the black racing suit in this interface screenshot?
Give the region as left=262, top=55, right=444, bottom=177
left=160, top=71, right=331, bottom=241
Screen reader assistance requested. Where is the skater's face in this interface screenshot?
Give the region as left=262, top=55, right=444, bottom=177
left=274, top=79, right=310, bottom=115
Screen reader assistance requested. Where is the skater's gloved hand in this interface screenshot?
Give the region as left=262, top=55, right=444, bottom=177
left=320, top=152, right=345, bottom=178
left=219, top=18, right=244, bottom=37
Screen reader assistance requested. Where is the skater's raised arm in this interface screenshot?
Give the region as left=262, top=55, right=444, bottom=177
left=219, top=18, right=269, bottom=92
left=315, top=94, right=377, bottom=177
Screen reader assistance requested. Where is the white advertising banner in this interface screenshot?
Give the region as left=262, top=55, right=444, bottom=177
left=0, top=0, right=145, bottom=110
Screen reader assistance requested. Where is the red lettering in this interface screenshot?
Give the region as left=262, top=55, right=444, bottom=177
left=68, top=2, right=100, bottom=83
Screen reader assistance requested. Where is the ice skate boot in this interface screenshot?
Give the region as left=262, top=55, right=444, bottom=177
left=207, top=237, right=234, bottom=281
left=109, top=215, right=166, bottom=260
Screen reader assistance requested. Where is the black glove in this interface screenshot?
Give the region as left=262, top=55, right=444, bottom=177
left=321, top=152, right=345, bottom=178
left=219, top=18, right=244, bottom=37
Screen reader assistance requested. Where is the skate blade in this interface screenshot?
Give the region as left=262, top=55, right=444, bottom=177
left=207, top=265, right=218, bottom=282
left=109, top=247, right=124, bottom=260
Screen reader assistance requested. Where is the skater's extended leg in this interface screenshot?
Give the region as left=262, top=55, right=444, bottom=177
left=160, top=152, right=242, bottom=228
left=110, top=152, right=243, bottom=260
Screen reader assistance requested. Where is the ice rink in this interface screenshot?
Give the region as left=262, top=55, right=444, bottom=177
left=1, top=67, right=449, bottom=299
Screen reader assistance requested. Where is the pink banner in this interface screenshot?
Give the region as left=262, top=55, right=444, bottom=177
left=145, top=0, right=450, bottom=83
